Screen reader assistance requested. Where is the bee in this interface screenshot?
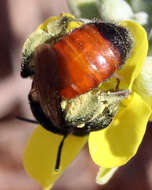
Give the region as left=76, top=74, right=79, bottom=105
left=19, top=15, right=132, bottom=170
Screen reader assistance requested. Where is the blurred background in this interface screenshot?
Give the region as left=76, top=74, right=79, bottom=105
left=0, top=0, right=152, bottom=189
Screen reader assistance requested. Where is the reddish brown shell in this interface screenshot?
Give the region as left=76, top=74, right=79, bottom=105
left=34, top=23, right=132, bottom=99
left=53, top=24, right=121, bottom=99
left=28, top=22, right=132, bottom=135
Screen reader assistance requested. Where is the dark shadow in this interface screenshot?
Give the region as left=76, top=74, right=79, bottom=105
left=0, top=0, right=13, bottom=79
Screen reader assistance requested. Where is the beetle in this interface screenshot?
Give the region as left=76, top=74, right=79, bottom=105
left=20, top=15, right=132, bottom=170
left=21, top=19, right=132, bottom=135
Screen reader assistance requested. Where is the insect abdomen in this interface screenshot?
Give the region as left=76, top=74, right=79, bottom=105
left=53, top=23, right=131, bottom=99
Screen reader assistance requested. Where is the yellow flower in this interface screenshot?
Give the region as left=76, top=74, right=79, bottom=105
left=23, top=13, right=151, bottom=190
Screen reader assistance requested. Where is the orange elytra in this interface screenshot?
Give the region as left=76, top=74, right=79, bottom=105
left=22, top=22, right=132, bottom=99
left=54, top=24, right=116, bottom=98
left=49, top=23, right=132, bottom=99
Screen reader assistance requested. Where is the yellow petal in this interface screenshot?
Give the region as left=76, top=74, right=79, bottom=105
left=38, top=13, right=83, bottom=32
left=99, top=20, right=148, bottom=92
left=133, top=57, right=152, bottom=111
left=96, top=167, right=118, bottom=185
left=119, top=21, right=148, bottom=90
left=88, top=92, right=151, bottom=168
left=38, top=13, right=75, bottom=30
left=24, top=126, right=87, bottom=189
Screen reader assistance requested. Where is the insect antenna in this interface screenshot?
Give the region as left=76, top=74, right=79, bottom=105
left=16, top=116, right=39, bottom=124
left=55, top=134, right=67, bottom=171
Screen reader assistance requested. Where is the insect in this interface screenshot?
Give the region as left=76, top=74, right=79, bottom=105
left=20, top=15, right=132, bottom=170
